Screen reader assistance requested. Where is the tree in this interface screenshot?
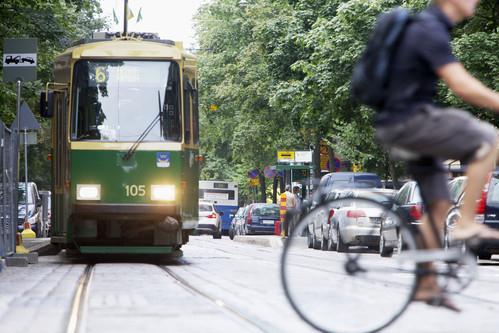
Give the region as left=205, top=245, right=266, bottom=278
left=0, top=0, right=106, bottom=189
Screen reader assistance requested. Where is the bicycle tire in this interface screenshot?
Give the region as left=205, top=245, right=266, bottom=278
left=281, top=196, right=419, bottom=333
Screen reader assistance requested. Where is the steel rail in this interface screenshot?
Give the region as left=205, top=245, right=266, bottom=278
left=66, top=264, right=95, bottom=333
left=160, top=266, right=271, bottom=333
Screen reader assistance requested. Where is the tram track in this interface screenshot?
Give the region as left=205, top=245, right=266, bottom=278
left=66, top=264, right=94, bottom=333
left=160, top=266, right=271, bottom=333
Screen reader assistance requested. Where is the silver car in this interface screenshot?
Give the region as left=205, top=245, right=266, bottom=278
left=308, top=189, right=394, bottom=251
left=328, top=190, right=394, bottom=252
left=196, top=201, right=223, bottom=239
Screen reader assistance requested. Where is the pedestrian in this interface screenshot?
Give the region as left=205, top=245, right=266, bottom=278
left=280, top=185, right=296, bottom=238
left=289, top=185, right=302, bottom=235
left=292, top=185, right=302, bottom=210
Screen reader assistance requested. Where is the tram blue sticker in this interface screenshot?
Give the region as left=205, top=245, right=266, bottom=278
left=156, top=152, right=170, bottom=168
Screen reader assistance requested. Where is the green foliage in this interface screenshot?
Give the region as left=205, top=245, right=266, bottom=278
left=196, top=0, right=498, bottom=200
left=0, top=0, right=105, bottom=189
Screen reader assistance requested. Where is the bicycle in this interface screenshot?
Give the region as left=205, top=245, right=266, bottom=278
left=280, top=185, right=478, bottom=333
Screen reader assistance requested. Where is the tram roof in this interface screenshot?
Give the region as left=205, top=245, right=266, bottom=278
left=58, top=37, right=195, bottom=62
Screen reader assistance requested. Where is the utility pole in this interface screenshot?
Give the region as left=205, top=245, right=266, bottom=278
left=123, top=0, right=129, bottom=35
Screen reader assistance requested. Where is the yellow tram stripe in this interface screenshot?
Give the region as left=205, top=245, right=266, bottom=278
left=70, top=141, right=186, bottom=151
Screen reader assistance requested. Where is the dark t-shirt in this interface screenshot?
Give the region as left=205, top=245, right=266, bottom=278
left=376, top=5, right=458, bottom=125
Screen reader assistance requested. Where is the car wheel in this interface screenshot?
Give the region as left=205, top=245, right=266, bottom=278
left=213, top=230, right=222, bottom=239
left=336, top=228, right=348, bottom=253
left=395, top=231, right=404, bottom=255
left=229, top=228, right=234, bottom=240
left=321, top=228, right=329, bottom=251
left=478, top=252, right=492, bottom=260
left=307, top=229, right=314, bottom=249
left=379, top=235, right=393, bottom=257
left=312, top=229, right=322, bottom=250
left=328, top=228, right=337, bottom=251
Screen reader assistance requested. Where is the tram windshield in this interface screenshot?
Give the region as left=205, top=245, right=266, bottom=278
left=72, top=60, right=181, bottom=142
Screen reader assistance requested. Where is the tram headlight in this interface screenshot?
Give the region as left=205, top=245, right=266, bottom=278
left=151, top=185, right=175, bottom=201
left=76, top=184, right=101, bottom=201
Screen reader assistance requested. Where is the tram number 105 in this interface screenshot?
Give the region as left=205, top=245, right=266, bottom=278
left=125, top=185, right=146, bottom=197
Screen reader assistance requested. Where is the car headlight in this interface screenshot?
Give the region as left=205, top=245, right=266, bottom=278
left=151, top=185, right=175, bottom=201
left=77, top=184, right=101, bottom=201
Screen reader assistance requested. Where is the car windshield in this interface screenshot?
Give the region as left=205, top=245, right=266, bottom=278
left=353, top=175, right=381, bottom=188
left=18, top=187, right=33, bottom=204
left=330, top=180, right=351, bottom=189
left=72, top=60, right=181, bottom=142
left=199, top=204, right=213, bottom=212
left=252, top=205, right=279, bottom=218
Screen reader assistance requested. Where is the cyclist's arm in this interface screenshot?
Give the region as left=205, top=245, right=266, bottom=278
left=437, top=62, right=499, bottom=112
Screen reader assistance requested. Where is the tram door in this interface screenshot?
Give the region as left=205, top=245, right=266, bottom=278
left=52, top=91, right=70, bottom=237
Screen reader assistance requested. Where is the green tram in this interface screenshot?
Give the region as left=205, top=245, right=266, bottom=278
left=40, top=33, right=200, bottom=254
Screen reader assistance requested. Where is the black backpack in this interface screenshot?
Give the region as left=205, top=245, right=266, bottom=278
left=351, top=7, right=413, bottom=110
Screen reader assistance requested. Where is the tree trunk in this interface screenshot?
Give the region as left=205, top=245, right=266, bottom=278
left=272, top=176, right=278, bottom=204
left=328, top=145, right=335, bottom=173
left=388, top=158, right=400, bottom=189
left=259, top=173, right=266, bottom=203
left=313, top=136, right=321, bottom=180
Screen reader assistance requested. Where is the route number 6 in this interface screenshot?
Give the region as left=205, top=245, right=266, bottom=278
left=95, top=67, right=107, bottom=83
left=125, top=185, right=146, bottom=197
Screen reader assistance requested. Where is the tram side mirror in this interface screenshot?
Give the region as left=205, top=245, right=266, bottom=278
left=39, top=91, right=55, bottom=118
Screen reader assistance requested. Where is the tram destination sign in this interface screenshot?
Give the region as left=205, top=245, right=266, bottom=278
left=3, top=38, right=37, bottom=82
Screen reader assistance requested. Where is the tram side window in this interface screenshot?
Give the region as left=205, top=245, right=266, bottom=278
left=163, top=64, right=182, bottom=142
left=183, top=78, right=192, bottom=144
left=192, top=80, right=199, bottom=145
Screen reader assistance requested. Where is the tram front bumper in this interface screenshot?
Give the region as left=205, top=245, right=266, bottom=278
left=73, top=203, right=180, bottom=220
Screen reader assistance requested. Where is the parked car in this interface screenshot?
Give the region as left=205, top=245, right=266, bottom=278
left=445, top=172, right=499, bottom=260
left=327, top=190, right=391, bottom=252
left=196, top=200, right=223, bottom=239
left=308, top=188, right=394, bottom=251
left=380, top=181, right=423, bottom=257
left=229, top=207, right=245, bottom=240
left=17, top=182, right=46, bottom=237
left=241, top=203, right=279, bottom=235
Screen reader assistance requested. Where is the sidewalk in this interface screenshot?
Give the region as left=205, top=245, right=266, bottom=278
left=232, top=235, right=284, bottom=249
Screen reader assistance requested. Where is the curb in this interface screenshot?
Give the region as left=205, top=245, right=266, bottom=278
left=24, top=238, right=57, bottom=255
left=233, top=236, right=284, bottom=249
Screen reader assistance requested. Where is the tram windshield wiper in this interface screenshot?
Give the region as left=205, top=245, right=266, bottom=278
left=122, top=91, right=163, bottom=161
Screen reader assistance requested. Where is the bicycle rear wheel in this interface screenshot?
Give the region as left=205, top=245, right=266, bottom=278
left=281, top=196, right=419, bottom=333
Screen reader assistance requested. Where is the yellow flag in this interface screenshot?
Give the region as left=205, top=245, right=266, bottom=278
left=127, top=8, right=134, bottom=21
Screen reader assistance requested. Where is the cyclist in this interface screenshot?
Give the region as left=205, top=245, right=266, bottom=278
left=375, top=0, right=499, bottom=311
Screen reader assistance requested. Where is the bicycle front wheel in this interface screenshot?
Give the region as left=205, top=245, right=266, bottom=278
left=281, top=196, right=419, bottom=333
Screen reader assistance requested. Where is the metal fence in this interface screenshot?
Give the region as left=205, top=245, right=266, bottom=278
left=0, top=121, right=18, bottom=258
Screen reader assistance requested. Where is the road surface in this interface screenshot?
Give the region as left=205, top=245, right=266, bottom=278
left=0, top=236, right=498, bottom=333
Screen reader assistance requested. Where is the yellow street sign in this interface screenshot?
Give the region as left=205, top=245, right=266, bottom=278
left=250, top=178, right=260, bottom=186
left=277, top=151, right=295, bottom=163
left=209, top=104, right=219, bottom=112
left=352, top=163, right=363, bottom=172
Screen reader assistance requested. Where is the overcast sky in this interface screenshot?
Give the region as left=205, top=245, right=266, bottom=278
left=99, top=0, right=207, bottom=48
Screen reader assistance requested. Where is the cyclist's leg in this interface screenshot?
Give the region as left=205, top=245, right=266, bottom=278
left=408, top=160, right=458, bottom=310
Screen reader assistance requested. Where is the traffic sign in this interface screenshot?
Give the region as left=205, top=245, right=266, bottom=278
left=12, top=102, right=40, bottom=131
left=295, top=151, right=312, bottom=163
left=277, top=151, right=295, bottom=163
left=3, top=38, right=38, bottom=82
left=250, top=178, right=260, bottom=186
